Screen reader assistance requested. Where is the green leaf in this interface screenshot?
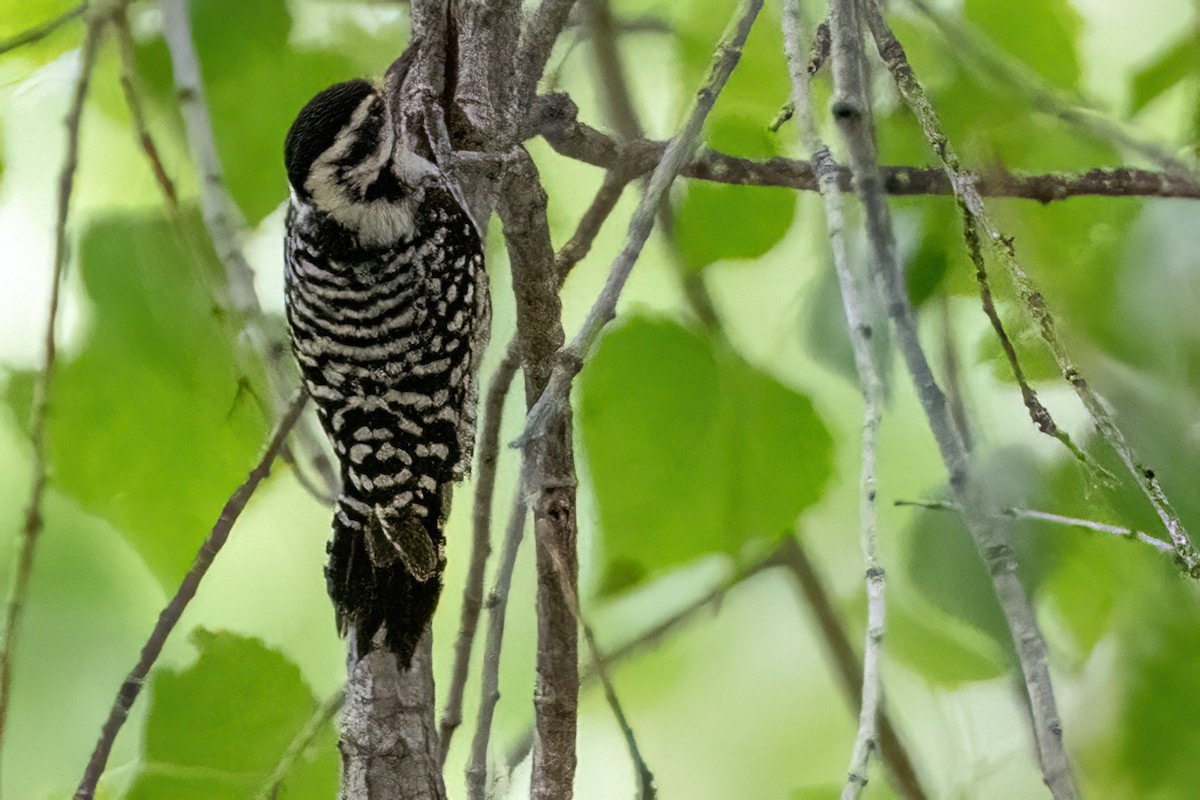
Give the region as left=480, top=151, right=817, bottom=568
left=676, top=0, right=790, bottom=127
left=2, top=209, right=268, bottom=587
left=901, top=449, right=1051, bottom=659
left=964, top=0, right=1082, bottom=92
left=1115, top=572, right=1200, bottom=797
left=1000, top=197, right=1141, bottom=358
left=674, top=116, right=797, bottom=271
left=134, top=0, right=364, bottom=222
left=887, top=599, right=1008, bottom=686
left=579, top=317, right=833, bottom=594
left=674, top=183, right=796, bottom=271
left=1130, top=33, right=1200, bottom=115
left=127, top=630, right=334, bottom=800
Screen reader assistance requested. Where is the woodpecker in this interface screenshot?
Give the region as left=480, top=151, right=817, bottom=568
left=283, top=72, right=489, bottom=666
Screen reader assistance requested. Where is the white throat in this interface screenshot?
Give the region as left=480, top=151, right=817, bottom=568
left=302, top=94, right=439, bottom=247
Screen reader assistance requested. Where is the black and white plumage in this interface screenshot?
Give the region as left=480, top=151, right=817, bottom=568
left=283, top=76, right=489, bottom=665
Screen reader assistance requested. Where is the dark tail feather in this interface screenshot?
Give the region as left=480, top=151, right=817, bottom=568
left=325, top=497, right=444, bottom=667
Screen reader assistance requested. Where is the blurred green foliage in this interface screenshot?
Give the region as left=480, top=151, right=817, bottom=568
left=4, top=210, right=268, bottom=586
left=2, top=0, right=1200, bottom=798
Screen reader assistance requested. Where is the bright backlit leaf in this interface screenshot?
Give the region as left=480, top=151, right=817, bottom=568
left=2, top=210, right=268, bottom=587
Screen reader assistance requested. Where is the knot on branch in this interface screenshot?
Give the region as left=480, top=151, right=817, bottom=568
left=831, top=98, right=863, bottom=122
left=529, top=92, right=580, bottom=141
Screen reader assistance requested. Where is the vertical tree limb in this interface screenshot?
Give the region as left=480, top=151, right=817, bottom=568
left=440, top=344, right=522, bottom=768
left=782, top=1, right=887, bottom=796
left=498, top=149, right=580, bottom=800
left=340, top=633, right=446, bottom=800
left=827, top=0, right=1076, bottom=796
left=442, top=171, right=627, bottom=767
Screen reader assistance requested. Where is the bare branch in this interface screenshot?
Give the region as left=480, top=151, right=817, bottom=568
left=583, top=0, right=643, bottom=141
left=533, top=99, right=1200, bottom=200
left=439, top=344, right=521, bottom=767
left=782, top=2, right=888, bottom=796
left=498, top=148, right=581, bottom=800
left=554, top=171, right=632, bottom=274
left=112, top=8, right=179, bottom=217
left=519, top=0, right=765, bottom=445
left=0, top=14, right=106, bottom=781
left=539, top=505, right=655, bottom=800
left=0, top=2, right=85, bottom=56
left=442, top=170, right=627, bottom=765
left=74, top=392, right=308, bottom=800
left=829, top=0, right=1076, bottom=795
left=466, top=486, right=529, bottom=800
left=863, top=0, right=1200, bottom=579
left=340, top=633, right=445, bottom=800
left=896, top=499, right=1175, bottom=555
left=513, top=0, right=580, bottom=122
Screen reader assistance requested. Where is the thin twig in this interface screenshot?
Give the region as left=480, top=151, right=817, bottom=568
left=776, top=538, right=927, bottom=800
left=441, top=171, right=627, bottom=765
left=519, top=0, right=765, bottom=446
left=466, top=486, right=529, bottom=800
left=112, top=8, right=179, bottom=217
left=74, top=392, right=308, bottom=800
left=554, top=171, right=632, bottom=275
left=959, top=212, right=1105, bottom=478
left=896, top=499, right=1175, bottom=554
left=543, top=541, right=656, bottom=800
left=256, top=687, right=345, bottom=800
left=771, top=16, right=832, bottom=131
left=0, top=14, right=106, bottom=782
left=832, top=1, right=1076, bottom=796
left=505, top=548, right=782, bottom=776
left=439, top=344, right=521, bottom=767
left=782, top=2, right=887, bottom=797
left=499, top=149, right=581, bottom=800
left=584, top=0, right=643, bottom=141
left=863, top=0, right=1200, bottom=579
left=532, top=97, right=1200, bottom=200
left=158, top=0, right=338, bottom=499
left=0, top=2, right=86, bottom=56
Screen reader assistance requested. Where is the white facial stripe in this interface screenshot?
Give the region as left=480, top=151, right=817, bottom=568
left=297, top=88, right=442, bottom=247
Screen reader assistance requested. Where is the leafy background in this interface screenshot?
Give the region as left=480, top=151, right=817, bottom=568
left=2, top=0, right=1200, bottom=797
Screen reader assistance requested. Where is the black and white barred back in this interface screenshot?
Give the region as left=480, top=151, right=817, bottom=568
left=283, top=78, right=489, bottom=665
